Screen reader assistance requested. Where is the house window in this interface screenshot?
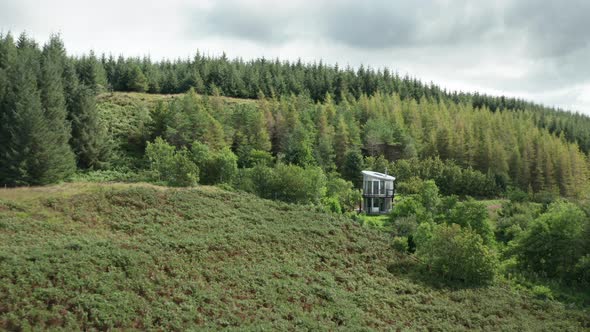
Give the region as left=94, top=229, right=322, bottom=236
left=372, top=181, right=379, bottom=195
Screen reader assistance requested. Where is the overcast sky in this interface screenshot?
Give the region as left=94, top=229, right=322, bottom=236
left=1, top=0, right=589, bottom=113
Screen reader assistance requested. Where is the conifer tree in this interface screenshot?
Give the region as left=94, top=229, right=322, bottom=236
left=0, top=40, right=75, bottom=185
left=341, top=149, right=364, bottom=188
left=70, top=85, right=111, bottom=169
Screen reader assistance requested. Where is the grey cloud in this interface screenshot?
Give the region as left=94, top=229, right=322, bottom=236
left=190, top=0, right=503, bottom=49
left=504, top=0, right=590, bottom=58
left=317, top=1, right=502, bottom=49
left=191, top=1, right=296, bottom=44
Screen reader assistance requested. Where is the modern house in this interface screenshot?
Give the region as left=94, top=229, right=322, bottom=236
left=361, top=170, right=395, bottom=214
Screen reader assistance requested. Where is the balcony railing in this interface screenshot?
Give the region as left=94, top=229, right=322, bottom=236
left=362, top=189, right=395, bottom=197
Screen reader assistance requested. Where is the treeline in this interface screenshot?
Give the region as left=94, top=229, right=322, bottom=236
left=65, top=39, right=590, bottom=153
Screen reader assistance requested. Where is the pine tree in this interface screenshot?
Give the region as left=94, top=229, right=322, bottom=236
left=284, top=122, right=315, bottom=167
left=127, top=64, right=148, bottom=92
left=0, top=43, right=75, bottom=185
left=334, top=116, right=350, bottom=169
left=70, top=86, right=111, bottom=169
left=315, top=108, right=336, bottom=171
left=341, top=149, right=364, bottom=188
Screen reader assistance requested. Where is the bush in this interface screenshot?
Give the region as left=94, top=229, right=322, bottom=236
left=145, top=137, right=199, bottom=186
left=395, top=177, right=424, bottom=195
left=506, top=186, right=529, bottom=203
left=392, top=216, right=419, bottom=252
left=531, top=285, right=553, bottom=300
left=238, top=163, right=328, bottom=205
left=419, top=180, right=441, bottom=213
left=392, top=216, right=418, bottom=237
left=513, top=201, right=587, bottom=279
left=68, top=169, right=142, bottom=183
left=416, top=223, right=498, bottom=285
left=447, top=198, right=494, bottom=245
left=389, top=196, right=427, bottom=222
left=392, top=236, right=409, bottom=253
left=191, top=142, right=238, bottom=185
left=326, top=174, right=360, bottom=212
left=322, top=196, right=342, bottom=214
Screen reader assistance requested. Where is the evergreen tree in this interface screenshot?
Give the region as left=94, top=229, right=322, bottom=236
left=127, top=64, right=148, bottom=92
left=70, top=86, right=111, bottom=169
left=341, top=149, right=364, bottom=188
left=0, top=41, right=75, bottom=185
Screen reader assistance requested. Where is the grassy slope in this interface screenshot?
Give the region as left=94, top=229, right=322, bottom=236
left=0, top=184, right=587, bottom=331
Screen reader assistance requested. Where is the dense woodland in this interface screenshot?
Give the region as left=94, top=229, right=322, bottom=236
left=0, top=32, right=589, bottom=322
left=1, top=33, right=589, bottom=199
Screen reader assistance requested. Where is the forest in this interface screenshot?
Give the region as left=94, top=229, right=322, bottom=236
left=0, top=32, right=589, bottom=324
left=1, top=32, right=589, bottom=198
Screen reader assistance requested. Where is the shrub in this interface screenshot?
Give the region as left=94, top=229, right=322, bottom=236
left=395, top=176, right=424, bottom=195
left=392, top=236, right=409, bottom=253
left=145, top=137, right=199, bottom=186
left=419, top=180, right=441, bottom=213
left=238, top=163, right=327, bottom=205
left=204, top=147, right=238, bottom=184
left=389, top=196, right=427, bottom=222
left=506, top=186, right=529, bottom=203
left=191, top=142, right=238, bottom=185
left=513, top=201, right=587, bottom=279
left=168, top=149, right=200, bottom=187
left=416, top=223, right=498, bottom=285
left=392, top=216, right=419, bottom=252
left=531, top=285, right=553, bottom=300
left=326, top=174, right=360, bottom=212
left=322, top=196, right=342, bottom=214
left=392, top=216, right=418, bottom=237
left=447, top=198, right=494, bottom=245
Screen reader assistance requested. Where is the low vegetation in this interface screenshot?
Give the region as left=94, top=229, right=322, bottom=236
left=0, top=183, right=588, bottom=330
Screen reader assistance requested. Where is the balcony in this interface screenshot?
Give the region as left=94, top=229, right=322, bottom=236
left=362, top=188, right=395, bottom=198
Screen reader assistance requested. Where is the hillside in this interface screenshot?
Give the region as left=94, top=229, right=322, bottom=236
left=0, top=183, right=588, bottom=330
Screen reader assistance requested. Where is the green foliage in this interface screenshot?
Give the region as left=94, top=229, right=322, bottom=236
left=0, top=34, right=75, bottom=185
left=495, top=201, right=542, bottom=243
left=190, top=142, right=238, bottom=185
left=531, top=285, right=554, bottom=300
left=145, top=137, right=198, bottom=186
left=341, top=150, right=364, bottom=188
left=392, top=236, right=409, bottom=253
left=392, top=158, right=501, bottom=198
left=389, top=196, right=427, bottom=222
left=238, top=163, right=327, bottom=205
left=326, top=174, right=360, bottom=212
left=70, top=85, right=112, bottom=169
left=322, top=196, right=342, bottom=214
left=419, top=180, right=441, bottom=213
left=0, top=184, right=585, bottom=330
left=203, top=147, right=238, bottom=185
left=416, top=223, right=498, bottom=285
left=68, top=169, right=143, bottom=183
left=447, top=198, right=494, bottom=245
left=272, top=164, right=326, bottom=204
left=506, top=186, right=529, bottom=203
left=513, top=201, right=588, bottom=281
left=395, top=176, right=425, bottom=195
